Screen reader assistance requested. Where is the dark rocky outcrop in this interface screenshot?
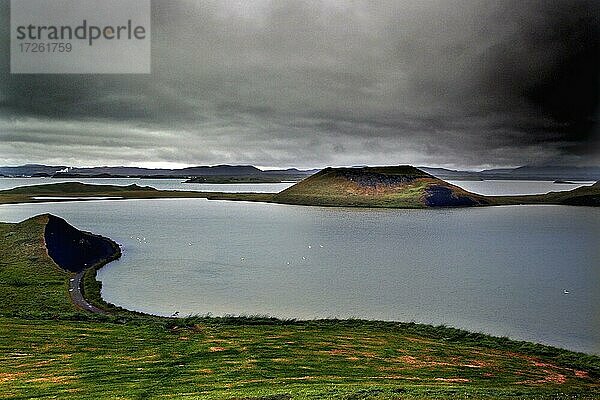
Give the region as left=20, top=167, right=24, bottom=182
left=425, top=185, right=482, bottom=207
left=44, top=215, right=120, bottom=272
left=337, top=168, right=426, bottom=188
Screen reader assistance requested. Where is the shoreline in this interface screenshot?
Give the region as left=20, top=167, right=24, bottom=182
left=42, top=214, right=122, bottom=313
left=0, top=180, right=599, bottom=208
left=52, top=218, right=595, bottom=357
left=5, top=212, right=599, bottom=357
left=1, top=214, right=599, bottom=398
left=2, top=211, right=598, bottom=357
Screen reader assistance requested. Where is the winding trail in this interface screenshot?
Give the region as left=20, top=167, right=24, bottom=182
left=69, top=270, right=108, bottom=314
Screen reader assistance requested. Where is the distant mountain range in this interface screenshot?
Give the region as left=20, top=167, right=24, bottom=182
left=1, top=164, right=599, bottom=181
left=420, top=166, right=600, bottom=181
left=0, top=164, right=319, bottom=180
left=0, top=164, right=68, bottom=177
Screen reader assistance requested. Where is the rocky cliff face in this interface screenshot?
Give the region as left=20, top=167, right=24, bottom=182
left=44, top=215, right=121, bottom=272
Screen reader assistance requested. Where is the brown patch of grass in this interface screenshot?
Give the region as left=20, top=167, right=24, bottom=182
left=390, top=355, right=494, bottom=371
left=533, top=361, right=558, bottom=368
left=27, top=375, right=75, bottom=384
left=404, top=336, right=440, bottom=345
left=358, top=351, right=377, bottom=358
left=327, top=349, right=350, bottom=356
left=396, top=355, right=418, bottom=364
left=516, top=371, right=567, bottom=385
left=522, top=356, right=592, bottom=384
left=16, top=359, right=54, bottom=368
left=196, top=368, right=214, bottom=374
left=435, top=377, right=470, bottom=383
left=461, top=359, right=492, bottom=368
left=359, top=337, right=388, bottom=345
left=119, top=354, right=159, bottom=361
left=366, top=375, right=422, bottom=381
left=575, top=370, right=590, bottom=378
left=0, top=372, right=25, bottom=384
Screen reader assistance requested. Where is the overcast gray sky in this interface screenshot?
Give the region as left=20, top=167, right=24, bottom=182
left=0, top=0, right=598, bottom=169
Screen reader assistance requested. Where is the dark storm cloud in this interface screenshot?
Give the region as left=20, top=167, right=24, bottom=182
left=0, top=0, right=598, bottom=168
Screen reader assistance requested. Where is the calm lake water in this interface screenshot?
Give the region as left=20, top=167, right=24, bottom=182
left=0, top=177, right=595, bottom=195
left=0, top=177, right=295, bottom=193
left=1, top=198, right=598, bottom=354
left=448, top=180, right=597, bottom=196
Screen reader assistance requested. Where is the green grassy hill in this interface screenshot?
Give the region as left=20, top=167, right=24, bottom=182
left=273, top=166, right=490, bottom=208
left=0, top=214, right=76, bottom=315
left=0, top=215, right=599, bottom=398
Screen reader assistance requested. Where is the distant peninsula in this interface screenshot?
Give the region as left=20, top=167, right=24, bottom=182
left=0, top=164, right=317, bottom=181
left=2, top=163, right=600, bottom=181
left=1, top=166, right=599, bottom=208
left=183, top=175, right=296, bottom=184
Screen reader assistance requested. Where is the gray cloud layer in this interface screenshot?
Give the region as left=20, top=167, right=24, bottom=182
left=0, top=0, right=598, bottom=168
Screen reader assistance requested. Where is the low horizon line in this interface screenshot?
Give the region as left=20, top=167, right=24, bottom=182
left=3, top=162, right=600, bottom=172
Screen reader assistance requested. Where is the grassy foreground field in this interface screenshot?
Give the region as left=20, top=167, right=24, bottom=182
left=0, top=215, right=599, bottom=399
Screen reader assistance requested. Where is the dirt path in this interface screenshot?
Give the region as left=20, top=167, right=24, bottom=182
left=69, top=271, right=108, bottom=314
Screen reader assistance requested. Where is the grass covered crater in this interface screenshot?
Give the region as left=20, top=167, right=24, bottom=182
left=272, top=166, right=490, bottom=207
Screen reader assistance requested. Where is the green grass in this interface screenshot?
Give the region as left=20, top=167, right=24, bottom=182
left=0, top=215, right=599, bottom=398
left=274, top=177, right=432, bottom=208
left=3, top=316, right=599, bottom=400
left=0, top=215, right=76, bottom=315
